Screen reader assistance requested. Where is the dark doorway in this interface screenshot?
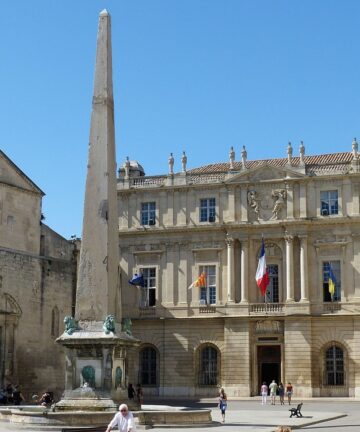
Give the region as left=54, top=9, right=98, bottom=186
left=257, top=345, right=281, bottom=391
left=261, top=363, right=280, bottom=387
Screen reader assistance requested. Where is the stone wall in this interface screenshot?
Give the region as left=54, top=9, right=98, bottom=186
left=0, top=225, right=75, bottom=400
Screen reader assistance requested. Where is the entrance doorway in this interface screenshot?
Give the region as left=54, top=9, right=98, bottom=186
left=258, top=345, right=281, bottom=390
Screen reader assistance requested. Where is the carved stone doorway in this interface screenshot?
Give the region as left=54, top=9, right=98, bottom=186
left=257, top=345, right=281, bottom=391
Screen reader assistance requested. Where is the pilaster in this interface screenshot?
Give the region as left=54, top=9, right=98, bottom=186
left=226, top=236, right=234, bottom=303
left=240, top=240, right=249, bottom=303
left=285, top=233, right=294, bottom=302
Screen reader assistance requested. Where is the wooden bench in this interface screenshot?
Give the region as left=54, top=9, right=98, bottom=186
left=61, top=427, right=106, bottom=432
left=289, top=402, right=303, bottom=418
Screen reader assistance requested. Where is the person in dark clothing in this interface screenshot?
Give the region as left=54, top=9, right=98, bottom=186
left=12, top=385, right=25, bottom=405
left=127, top=383, right=136, bottom=400
left=0, top=389, right=7, bottom=404
left=6, top=384, right=14, bottom=405
left=136, top=383, right=143, bottom=405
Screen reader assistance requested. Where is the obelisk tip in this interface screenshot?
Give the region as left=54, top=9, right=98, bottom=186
left=99, top=9, right=109, bottom=16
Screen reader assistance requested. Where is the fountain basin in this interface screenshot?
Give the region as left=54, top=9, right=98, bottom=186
left=0, top=405, right=212, bottom=428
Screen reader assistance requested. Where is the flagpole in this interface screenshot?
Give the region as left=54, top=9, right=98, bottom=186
left=263, top=234, right=268, bottom=315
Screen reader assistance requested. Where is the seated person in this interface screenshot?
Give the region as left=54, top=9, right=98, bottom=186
left=39, top=392, right=53, bottom=407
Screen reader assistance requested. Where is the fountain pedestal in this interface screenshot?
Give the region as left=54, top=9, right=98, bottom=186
left=56, top=320, right=139, bottom=411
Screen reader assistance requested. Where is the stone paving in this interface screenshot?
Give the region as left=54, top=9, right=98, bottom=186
left=0, top=399, right=357, bottom=432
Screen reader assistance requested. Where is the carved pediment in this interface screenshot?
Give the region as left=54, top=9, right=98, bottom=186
left=225, top=164, right=306, bottom=184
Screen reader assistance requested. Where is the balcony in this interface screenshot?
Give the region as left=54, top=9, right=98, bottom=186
left=139, top=303, right=156, bottom=317
left=322, top=302, right=341, bottom=313
left=250, top=303, right=285, bottom=315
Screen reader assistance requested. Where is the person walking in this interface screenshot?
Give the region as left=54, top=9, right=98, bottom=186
left=286, top=382, right=293, bottom=405
left=278, top=382, right=285, bottom=405
left=218, top=388, right=227, bottom=423
left=12, top=385, right=25, bottom=405
left=105, top=403, right=136, bottom=432
left=260, top=382, right=268, bottom=405
left=269, top=380, right=278, bottom=405
left=127, top=383, right=136, bottom=401
left=136, top=384, right=143, bottom=405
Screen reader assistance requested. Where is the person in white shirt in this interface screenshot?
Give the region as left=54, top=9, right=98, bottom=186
left=105, top=403, right=136, bottom=432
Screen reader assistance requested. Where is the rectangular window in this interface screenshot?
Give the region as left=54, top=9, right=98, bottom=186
left=199, top=265, right=216, bottom=305
left=320, top=190, right=338, bottom=216
left=140, top=267, right=156, bottom=307
left=141, top=202, right=156, bottom=226
left=200, top=198, right=216, bottom=222
left=265, top=264, right=279, bottom=303
left=323, top=261, right=341, bottom=302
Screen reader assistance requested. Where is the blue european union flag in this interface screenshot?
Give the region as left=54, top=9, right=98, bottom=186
left=129, top=273, right=144, bottom=287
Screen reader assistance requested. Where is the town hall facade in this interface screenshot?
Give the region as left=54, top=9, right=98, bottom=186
left=119, top=142, right=360, bottom=398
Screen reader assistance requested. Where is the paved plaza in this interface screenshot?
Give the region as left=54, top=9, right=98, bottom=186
left=146, top=398, right=355, bottom=432
left=0, top=398, right=359, bottom=432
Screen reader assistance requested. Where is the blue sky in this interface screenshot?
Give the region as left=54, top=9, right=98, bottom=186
left=2, top=0, right=360, bottom=238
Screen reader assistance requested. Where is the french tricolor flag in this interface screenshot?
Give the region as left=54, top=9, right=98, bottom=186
left=255, top=238, right=270, bottom=296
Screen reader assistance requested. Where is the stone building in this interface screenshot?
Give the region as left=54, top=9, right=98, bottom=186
left=0, top=150, right=76, bottom=399
left=118, top=141, right=360, bottom=398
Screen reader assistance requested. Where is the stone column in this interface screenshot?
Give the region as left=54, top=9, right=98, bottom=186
left=285, top=234, right=294, bottom=302
left=240, top=240, right=249, bottom=303
left=226, top=236, right=234, bottom=302
left=300, top=236, right=309, bottom=301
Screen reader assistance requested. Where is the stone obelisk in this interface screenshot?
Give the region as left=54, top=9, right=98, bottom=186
left=75, top=8, right=119, bottom=323
left=56, top=10, right=138, bottom=411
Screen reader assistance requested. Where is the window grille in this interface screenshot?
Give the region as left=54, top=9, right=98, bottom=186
left=325, top=345, right=344, bottom=386
left=140, top=347, right=157, bottom=386
left=199, top=346, right=218, bottom=385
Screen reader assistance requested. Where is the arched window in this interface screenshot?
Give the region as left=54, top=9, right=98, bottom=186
left=139, top=347, right=157, bottom=386
left=200, top=346, right=218, bottom=385
left=51, top=306, right=59, bottom=337
left=325, top=345, right=344, bottom=386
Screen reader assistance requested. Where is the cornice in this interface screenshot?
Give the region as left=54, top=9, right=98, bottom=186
left=0, top=181, right=43, bottom=197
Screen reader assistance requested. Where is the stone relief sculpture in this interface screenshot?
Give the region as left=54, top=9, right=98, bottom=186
left=81, top=365, right=95, bottom=388
left=122, top=318, right=132, bottom=336
left=115, top=366, right=122, bottom=388
left=64, top=316, right=79, bottom=335
left=271, top=189, right=287, bottom=220
left=247, top=190, right=260, bottom=219
left=103, top=315, right=116, bottom=334
left=255, top=320, right=283, bottom=334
